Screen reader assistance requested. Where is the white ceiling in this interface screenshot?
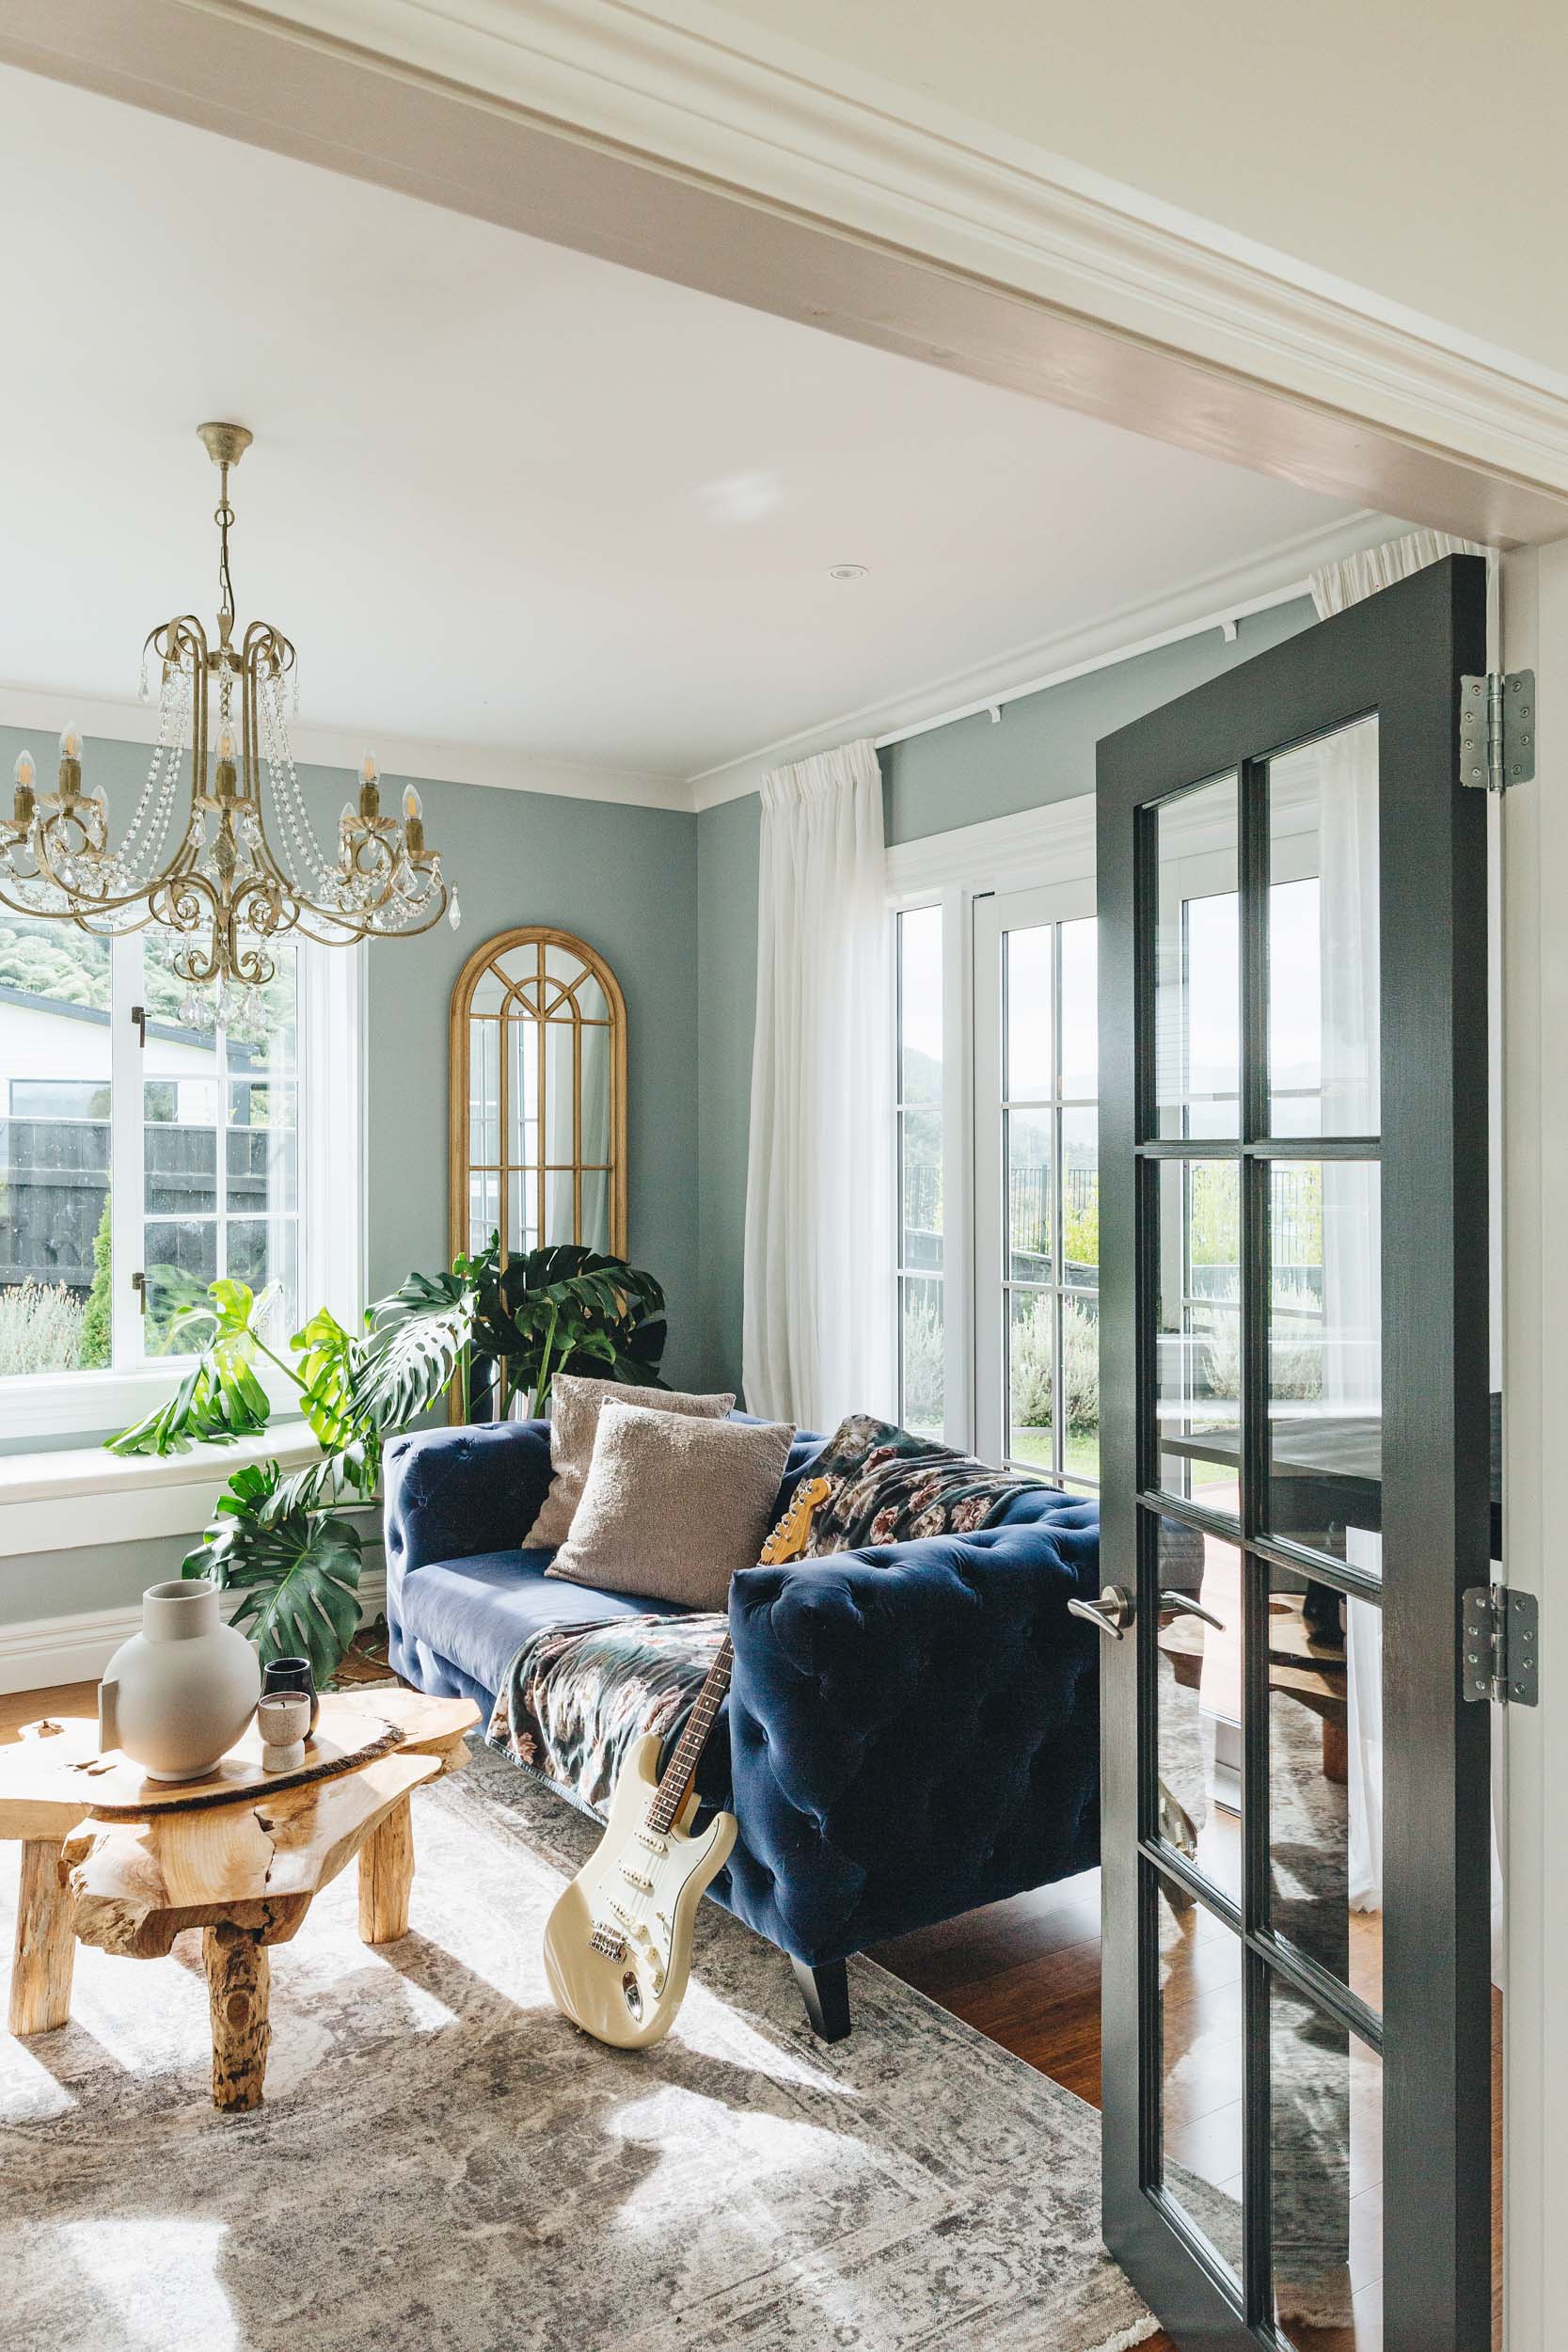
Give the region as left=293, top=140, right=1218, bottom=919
left=0, top=66, right=1368, bottom=792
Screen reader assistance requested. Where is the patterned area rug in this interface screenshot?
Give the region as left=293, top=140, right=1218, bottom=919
left=0, top=1743, right=1155, bottom=2352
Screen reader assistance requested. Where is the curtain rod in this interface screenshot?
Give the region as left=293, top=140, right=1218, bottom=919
left=872, top=576, right=1313, bottom=752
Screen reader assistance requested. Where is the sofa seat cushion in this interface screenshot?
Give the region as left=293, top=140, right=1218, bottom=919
left=393, top=1547, right=688, bottom=1707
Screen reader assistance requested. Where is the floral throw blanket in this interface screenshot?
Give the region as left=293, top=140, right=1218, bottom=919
left=488, top=1612, right=727, bottom=1820
left=791, top=1413, right=1043, bottom=1553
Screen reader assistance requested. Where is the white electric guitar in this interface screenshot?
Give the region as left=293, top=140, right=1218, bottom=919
left=543, top=1478, right=830, bottom=2049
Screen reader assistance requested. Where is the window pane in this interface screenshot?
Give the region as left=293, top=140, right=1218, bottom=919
left=1062, top=1107, right=1099, bottom=1292
left=1154, top=1863, right=1244, bottom=2277
left=1155, top=1157, right=1241, bottom=1516
left=227, top=1122, right=298, bottom=1215
left=1060, top=915, right=1098, bottom=1100
left=0, top=915, right=112, bottom=1368
left=897, top=905, right=943, bottom=1105
left=1155, top=1525, right=1242, bottom=1903
left=1005, top=923, right=1053, bottom=1102
left=1006, top=1109, right=1053, bottom=1281
left=1062, top=1294, right=1100, bottom=1480
left=1267, top=1161, right=1380, bottom=1566
left=900, top=1105, right=942, bottom=1272
left=1155, top=774, right=1239, bottom=1138
left=143, top=1221, right=218, bottom=1351
left=229, top=1217, right=299, bottom=1329
left=1269, top=718, right=1380, bottom=1140
left=145, top=1089, right=217, bottom=1217
left=1268, top=1565, right=1383, bottom=2016
left=900, top=1274, right=943, bottom=1439
left=1007, top=1288, right=1054, bottom=1470
left=1270, top=1975, right=1383, bottom=2346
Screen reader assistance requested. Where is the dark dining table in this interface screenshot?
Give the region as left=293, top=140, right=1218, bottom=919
left=1159, top=1391, right=1503, bottom=1560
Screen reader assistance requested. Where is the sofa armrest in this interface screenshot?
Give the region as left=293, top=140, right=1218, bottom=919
left=383, top=1419, right=554, bottom=1579
left=723, top=1503, right=1103, bottom=1964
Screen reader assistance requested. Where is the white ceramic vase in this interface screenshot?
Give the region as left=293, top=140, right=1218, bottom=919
left=98, top=1579, right=261, bottom=1782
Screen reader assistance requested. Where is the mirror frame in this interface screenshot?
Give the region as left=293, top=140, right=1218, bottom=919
left=448, top=925, right=629, bottom=1268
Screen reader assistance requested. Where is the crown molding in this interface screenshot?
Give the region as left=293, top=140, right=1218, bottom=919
left=7, top=2, right=1568, bottom=551
left=0, top=681, right=692, bottom=812
left=688, top=511, right=1391, bottom=811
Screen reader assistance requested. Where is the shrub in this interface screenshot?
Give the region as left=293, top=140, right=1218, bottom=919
left=0, top=1280, right=87, bottom=1377
left=1011, top=1293, right=1101, bottom=1435
left=900, top=1286, right=944, bottom=1432
left=78, top=1196, right=113, bottom=1369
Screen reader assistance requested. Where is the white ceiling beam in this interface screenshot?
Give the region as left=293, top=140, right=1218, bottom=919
left=5, top=0, right=1567, bottom=550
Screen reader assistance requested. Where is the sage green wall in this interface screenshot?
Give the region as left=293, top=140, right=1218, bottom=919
left=0, top=724, right=699, bottom=1624
left=691, top=598, right=1317, bottom=1393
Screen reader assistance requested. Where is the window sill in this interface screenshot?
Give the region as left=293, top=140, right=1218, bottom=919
left=0, top=1421, right=320, bottom=1559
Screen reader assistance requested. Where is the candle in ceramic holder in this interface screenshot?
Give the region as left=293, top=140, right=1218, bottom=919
left=257, top=1691, right=311, bottom=1773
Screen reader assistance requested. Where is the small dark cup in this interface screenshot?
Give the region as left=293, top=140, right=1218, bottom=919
left=261, top=1655, right=320, bottom=1738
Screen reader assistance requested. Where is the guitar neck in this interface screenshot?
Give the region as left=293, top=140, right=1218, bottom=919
left=647, top=1635, right=734, bottom=1835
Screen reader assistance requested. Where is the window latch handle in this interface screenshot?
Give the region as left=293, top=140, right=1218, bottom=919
left=131, top=1271, right=149, bottom=1317
left=130, top=1004, right=147, bottom=1048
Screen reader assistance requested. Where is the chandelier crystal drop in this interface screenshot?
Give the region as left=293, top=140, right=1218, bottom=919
left=0, top=422, right=458, bottom=1022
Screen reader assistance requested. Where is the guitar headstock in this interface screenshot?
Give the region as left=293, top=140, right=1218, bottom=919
left=759, top=1475, right=832, bottom=1566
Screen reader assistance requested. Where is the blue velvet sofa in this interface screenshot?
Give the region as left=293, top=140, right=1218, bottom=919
left=383, top=1416, right=1105, bottom=2039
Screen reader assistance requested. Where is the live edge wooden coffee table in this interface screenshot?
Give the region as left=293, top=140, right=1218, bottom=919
left=0, top=1689, right=478, bottom=2110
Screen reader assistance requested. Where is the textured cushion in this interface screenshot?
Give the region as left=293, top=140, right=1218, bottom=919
left=523, top=1374, right=734, bottom=1549
left=547, top=1400, right=796, bottom=1608
left=779, top=1412, right=1041, bottom=1554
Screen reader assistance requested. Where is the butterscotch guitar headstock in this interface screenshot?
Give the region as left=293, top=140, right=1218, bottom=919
left=760, top=1476, right=832, bottom=1566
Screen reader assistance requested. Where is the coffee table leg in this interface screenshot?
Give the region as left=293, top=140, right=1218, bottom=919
left=204, top=1922, right=271, bottom=2110
left=357, top=1792, right=414, bottom=1945
left=10, top=1839, right=76, bottom=2036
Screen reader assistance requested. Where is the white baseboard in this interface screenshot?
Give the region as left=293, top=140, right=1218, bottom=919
left=0, top=1569, right=388, bottom=1698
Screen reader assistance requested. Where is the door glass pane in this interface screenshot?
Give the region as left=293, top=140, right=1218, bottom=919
left=901, top=1274, right=944, bottom=1439
left=1155, top=1865, right=1244, bottom=2277
left=1006, top=924, right=1053, bottom=1102
left=1007, top=1110, right=1053, bottom=1280
left=902, top=1106, right=943, bottom=1273
left=1155, top=1157, right=1241, bottom=1514
left=1268, top=1566, right=1383, bottom=2014
left=1268, top=1162, right=1381, bottom=1566
left=1269, top=720, right=1380, bottom=1140
left=1008, top=1288, right=1053, bottom=1470
left=1155, top=774, right=1239, bottom=1139
left=1155, top=1523, right=1243, bottom=1904
left=898, top=905, right=943, bottom=1105
left=1270, top=1973, right=1383, bottom=2348
left=1060, top=915, right=1098, bottom=1100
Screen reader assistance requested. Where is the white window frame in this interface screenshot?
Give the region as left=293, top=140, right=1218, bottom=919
left=0, top=937, right=364, bottom=1445
left=888, top=795, right=1096, bottom=1458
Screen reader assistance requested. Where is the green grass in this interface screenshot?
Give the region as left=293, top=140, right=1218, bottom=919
left=1010, top=1425, right=1100, bottom=1479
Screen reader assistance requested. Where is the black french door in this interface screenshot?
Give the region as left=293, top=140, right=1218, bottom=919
left=1093, top=556, right=1492, bottom=2350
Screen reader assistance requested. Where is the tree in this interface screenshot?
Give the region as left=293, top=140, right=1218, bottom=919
left=78, top=1195, right=113, bottom=1368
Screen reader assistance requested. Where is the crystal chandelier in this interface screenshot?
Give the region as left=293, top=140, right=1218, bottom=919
left=0, top=421, right=460, bottom=1031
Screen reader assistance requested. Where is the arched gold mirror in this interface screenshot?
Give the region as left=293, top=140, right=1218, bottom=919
left=449, top=927, right=627, bottom=1265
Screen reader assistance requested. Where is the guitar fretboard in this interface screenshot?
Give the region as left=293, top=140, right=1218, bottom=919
left=647, top=1636, right=734, bottom=1836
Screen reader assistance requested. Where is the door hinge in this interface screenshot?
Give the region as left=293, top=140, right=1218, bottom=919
left=1459, top=671, right=1535, bottom=792
left=1461, top=1583, right=1539, bottom=1706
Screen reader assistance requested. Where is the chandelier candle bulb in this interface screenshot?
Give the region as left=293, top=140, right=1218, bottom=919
left=404, top=786, right=424, bottom=855
left=57, top=725, right=84, bottom=798
left=12, top=751, right=35, bottom=825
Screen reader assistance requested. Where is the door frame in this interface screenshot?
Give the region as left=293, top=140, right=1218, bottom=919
left=1097, top=555, right=1492, bottom=2347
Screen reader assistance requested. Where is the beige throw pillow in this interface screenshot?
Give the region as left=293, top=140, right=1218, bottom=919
left=524, top=1374, right=735, bottom=1550
left=546, top=1400, right=796, bottom=1611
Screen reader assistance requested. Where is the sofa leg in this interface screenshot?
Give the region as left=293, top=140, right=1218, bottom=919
left=791, top=1956, right=851, bottom=2042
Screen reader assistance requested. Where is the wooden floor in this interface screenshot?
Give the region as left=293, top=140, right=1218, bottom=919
left=2, top=1667, right=1499, bottom=2352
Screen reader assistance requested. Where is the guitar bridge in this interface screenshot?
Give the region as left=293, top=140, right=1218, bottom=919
left=589, top=1923, right=626, bottom=1961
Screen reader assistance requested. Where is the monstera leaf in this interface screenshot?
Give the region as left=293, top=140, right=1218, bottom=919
left=470, top=1243, right=668, bottom=1412
left=187, top=1459, right=362, bottom=1677
left=108, top=1280, right=278, bottom=1456
left=356, top=1269, right=476, bottom=1432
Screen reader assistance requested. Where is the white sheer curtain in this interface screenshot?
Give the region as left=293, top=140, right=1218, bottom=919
left=1308, top=527, right=1501, bottom=1965
left=742, top=739, right=895, bottom=1428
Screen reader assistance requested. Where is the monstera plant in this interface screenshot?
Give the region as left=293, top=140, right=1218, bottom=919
left=108, top=1239, right=668, bottom=1680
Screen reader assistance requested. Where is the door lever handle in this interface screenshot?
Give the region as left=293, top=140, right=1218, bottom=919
left=1068, top=1584, right=1135, bottom=1641
left=1159, top=1589, right=1225, bottom=1631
